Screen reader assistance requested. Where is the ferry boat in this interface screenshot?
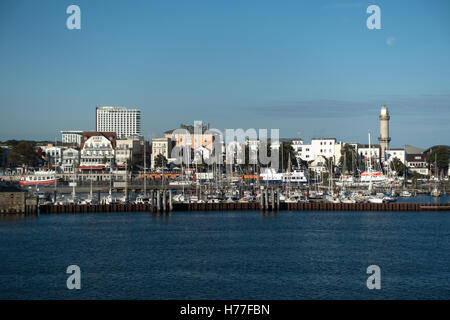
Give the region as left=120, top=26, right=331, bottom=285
left=19, top=171, right=58, bottom=186
left=281, top=169, right=307, bottom=184
left=335, top=172, right=387, bottom=186
left=260, top=168, right=282, bottom=183
left=260, top=168, right=307, bottom=184
left=359, top=170, right=387, bottom=184
left=335, top=175, right=354, bottom=186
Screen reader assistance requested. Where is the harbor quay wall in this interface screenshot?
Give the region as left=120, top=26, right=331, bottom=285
left=33, top=202, right=450, bottom=214
left=0, top=192, right=37, bottom=214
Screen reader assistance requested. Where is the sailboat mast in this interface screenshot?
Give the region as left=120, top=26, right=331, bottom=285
left=143, top=140, right=146, bottom=195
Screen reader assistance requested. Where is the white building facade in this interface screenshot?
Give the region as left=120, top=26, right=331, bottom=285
left=96, top=106, right=141, bottom=139
left=116, top=137, right=144, bottom=167
left=79, top=132, right=116, bottom=169
left=61, top=148, right=80, bottom=173
left=406, top=154, right=428, bottom=176
left=294, top=138, right=336, bottom=162
left=151, top=137, right=172, bottom=169
left=61, top=130, right=83, bottom=146
left=43, top=147, right=62, bottom=167
left=358, top=146, right=381, bottom=160
left=384, top=149, right=406, bottom=165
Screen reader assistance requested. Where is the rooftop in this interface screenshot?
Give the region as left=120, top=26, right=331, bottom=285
left=81, top=132, right=117, bottom=149
left=165, top=123, right=211, bottom=135
left=97, top=106, right=140, bottom=112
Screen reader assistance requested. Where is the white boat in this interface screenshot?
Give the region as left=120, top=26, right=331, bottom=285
left=335, top=175, right=354, bottom=186
left=84, top=197, right=99, bottom=205
left=355, top=132, right=387, bottom=186
left=260, top=168, right=282, bottom=183
left=359, top=171, right=388, bottom=184
left=400, top=190, right=412, bottom=197
left=281, top=169, right=307, bottom=184
left=431, top=187, right=441, bottom=197
left=169, top=180, right=192, bottom=186
left=430, top=155, right=441, bottom=197
left=102, top=193, right=120, bottom=204
left=173, top=194, right=186, bottom=203
left=308, top=190, right=324, bottom=200
left=285, top=195, right=308, bottom=203
left=19, top=170, right=58, bottom=186
left=135, top=194, right=151, bottom=204
left=368, top=196, right=384, bottom=204
left=325, top=194, right=341, bottom=203
left=383, top=195, right=397, bottom=202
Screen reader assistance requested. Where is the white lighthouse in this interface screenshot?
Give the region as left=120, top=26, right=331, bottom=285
left=378, top=105, right=391, bottom=162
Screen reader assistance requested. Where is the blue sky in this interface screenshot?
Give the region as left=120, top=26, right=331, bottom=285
left=0, top=0, right=449, bottom=148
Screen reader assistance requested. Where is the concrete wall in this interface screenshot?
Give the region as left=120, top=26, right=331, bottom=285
left=0, top=191, right=25, bottom=213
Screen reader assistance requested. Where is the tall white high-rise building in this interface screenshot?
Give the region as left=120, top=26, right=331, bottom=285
left=96, top=106, right=141, bottom=138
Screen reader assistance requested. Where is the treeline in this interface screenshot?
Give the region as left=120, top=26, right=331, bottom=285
left=0, top=141, right=43, bottom=167
left=0, top=140, right=55, bottom=147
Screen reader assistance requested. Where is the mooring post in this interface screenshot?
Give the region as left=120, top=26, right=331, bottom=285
left=275, top=187, right=280, bottom=211
left=156, top=189, right=160, bottom=212
left=260, top=187, right=264, bottom=210
left=271, top=188, right=275, bottom=211
left=169, top=190, right=173, bottom=211
left=265, top=188, right=269, bottom=211
left=162, top=190, right=167, bottom=212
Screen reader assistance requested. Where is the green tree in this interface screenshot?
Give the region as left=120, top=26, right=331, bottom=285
left=279, top=142, right=296, bottom=172
left=307, top=168, right=316, bottom=180
left=339, top=144, right=357, bottom=174
left=7, top=141, right=38, bottom=167
left=426, top=146, right=449, bottom=176
left=324, top=157, right=334, bottom=176
left=389, top=157, right=406, bottom=176
left=126, top=157, right=135, bottom=171
left=102, top=156, right=109, bottom=165
left=154, top=154, right=168, bottom=168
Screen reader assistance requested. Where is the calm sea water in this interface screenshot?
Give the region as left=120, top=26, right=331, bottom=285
left=0, top=199, right=449, bottom=299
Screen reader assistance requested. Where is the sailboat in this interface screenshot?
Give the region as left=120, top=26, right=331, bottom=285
left=431, top=154, right=441, bottom=197
left=103, top=160, right=119, bottom=204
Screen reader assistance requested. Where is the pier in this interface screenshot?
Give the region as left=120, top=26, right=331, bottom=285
left=34, top=202, right=450, bottom=214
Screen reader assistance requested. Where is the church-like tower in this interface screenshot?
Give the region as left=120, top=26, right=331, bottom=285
left=378, top=105, right=391, bottom=162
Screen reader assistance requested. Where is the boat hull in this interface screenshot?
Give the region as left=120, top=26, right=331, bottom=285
left=19, top=179, right=57, bottom=186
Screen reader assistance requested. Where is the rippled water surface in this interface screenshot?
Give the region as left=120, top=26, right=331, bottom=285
left=0, top=208, right=449, bottom=299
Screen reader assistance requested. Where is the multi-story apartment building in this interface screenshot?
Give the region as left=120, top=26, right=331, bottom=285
left=61, top=130, right=83, bottom=147
left=358, top=144, right=381, bottom=160
left=43, top=146, right=62, bottom=167
left=61, top=148, right=80, bottom=173
left=294, top=138, right=336, bottom=162
left=164, top=123, right=215, bottom=151
left=116, top=136, right=146, bottom=168
left=96, top=106, right=141, bottom=139
left=79, top=132, right=116, bottom=170
left=406, top=154, right=428, bottom=176
left=151, top=137, right=172, bottom=169
left=385, top=149, right=406, bottom=165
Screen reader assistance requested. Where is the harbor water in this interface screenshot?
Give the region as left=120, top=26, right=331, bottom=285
left=0, top=197, right=449, bottom=299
